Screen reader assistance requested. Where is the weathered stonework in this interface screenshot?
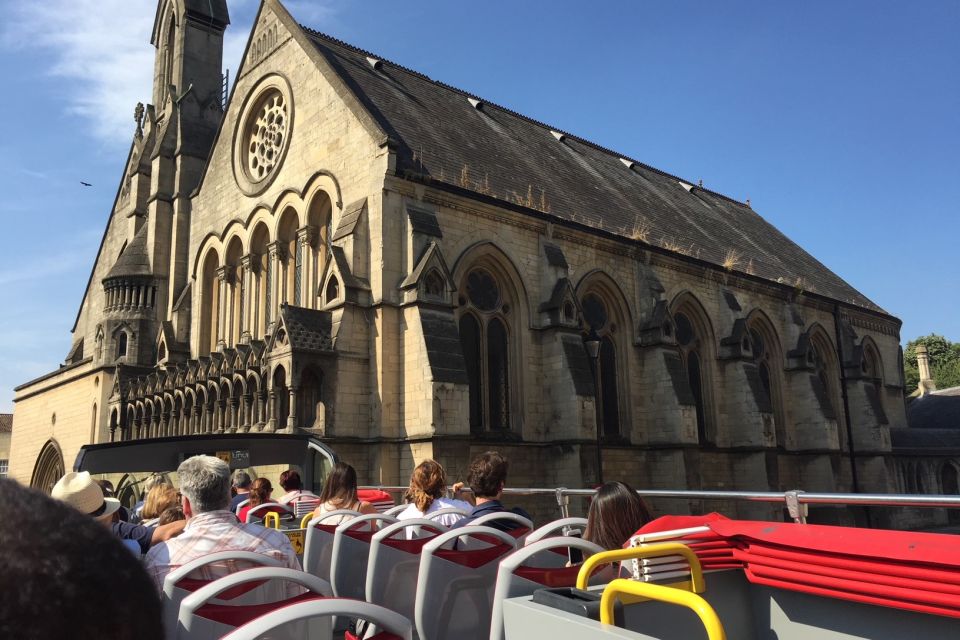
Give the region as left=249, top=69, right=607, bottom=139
left=10, top=0, right=915, bottom=526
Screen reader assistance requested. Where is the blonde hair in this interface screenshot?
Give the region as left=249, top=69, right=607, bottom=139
left=142, top=484, right=178, bottom=520
left=406, top=460, right=447, bottom=513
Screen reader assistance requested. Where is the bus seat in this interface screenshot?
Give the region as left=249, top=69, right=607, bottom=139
left=302, top=510, right=362, bottom=582
left=220, top=598, right=413, bottom=640
left=330, top=513, right=398, bottom=599
left=489, top=536, right=605, bottom=640
left=466, top=512, right=533, bottom=545
left=176, top=567, right=331, bottom=640
left=384, top=504, right=408, bottom=517
left=524, top=517, right=589, bottom=546
left=161, top=551, right=283, bottom=640
left=415, top=526, right=519, bottom=640
left=234, top=499, right=249, bottom=517
left=366, top=519, right=449, bottom=624
left=244, top=502, right=295, bottom=524
left=425, top=507, right=471, bottom=523
left=358, top=489, right=396, bottom=513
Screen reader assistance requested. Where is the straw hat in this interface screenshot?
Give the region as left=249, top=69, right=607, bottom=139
left=52, top=471, right=121, bottom=519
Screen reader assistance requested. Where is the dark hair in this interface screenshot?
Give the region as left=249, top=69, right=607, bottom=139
left=318, top=462, right=359, bottom=506
left=248, top=478, right=273, bottom=507
left=405, top=460, right=447, bottom=512
left=0, top=479, right=162, bottom=640
left=467, top=451, right=508, bottom=499
left=583, top=481, right=652, bottom=550
left=157, top=506, right=185, bottom=526
left=279, top=469, right=302, bottom=492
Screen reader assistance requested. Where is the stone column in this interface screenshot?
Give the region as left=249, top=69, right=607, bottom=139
left=296, top=226, right=316, bottom=308
left=240, top=255, right=254, bottom=343
left=240, top=393, right=252, bottom=432
left=265, top=388, right=277, bottom=433
left=266, top=242, right=284, bottom=332
left=287, top=386, right=298, bottom=431
left=216, top=266, right=230, bottom=350
left=917, top=345, right=936, bottom=396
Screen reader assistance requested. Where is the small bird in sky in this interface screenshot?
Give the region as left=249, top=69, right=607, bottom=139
left=80, top=181, right=92, bottom=187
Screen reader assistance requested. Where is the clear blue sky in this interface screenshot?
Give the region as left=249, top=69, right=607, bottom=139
left=0, top=1, right=957, bottom=412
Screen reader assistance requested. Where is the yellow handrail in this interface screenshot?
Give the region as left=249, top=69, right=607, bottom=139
left=575, top=542, right=705, bottom=592
left=301, top=514, right=314, bottom=529
left=263, top=511, right=280, bottom=529
left=600, top=579, right=726, bottom=640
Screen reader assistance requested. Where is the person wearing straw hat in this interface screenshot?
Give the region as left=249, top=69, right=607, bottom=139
left=52, top=471, right=185, bottom=554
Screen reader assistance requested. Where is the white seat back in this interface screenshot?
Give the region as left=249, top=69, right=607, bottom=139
left=465, top=512, right=533, bottom=546
left=415, top=526, right=518, bottom=640
left=366, top=519, right=448, bottom=623
left=524, top=517, right=589, bottom=545
left=384, top=504, right=408, bottom=517
left=221, top=598, right=413, bottom=640
left=302, top=510, right=361, bottom=581
left=244, top=502, right=295, bottom=524
left=176, top=567, right=332, bottom=640
left=329, top=513, right=398, bottom=599
left=161, top=551, right=283, bottom=640
left=489, top=536, right=605, bottom=640
left=426, top=507, right=471, bottom=522
left=234, top=499, right=250, bottom=516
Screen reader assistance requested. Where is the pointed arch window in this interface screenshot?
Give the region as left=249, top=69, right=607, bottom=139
left=747, top=319, right=785, bottom=445
left=458, top=268, right=512, bottom=432
left=809, top=339, right=838, bottom=421
left=675, top=311, right=708, bottom=444
left=117, top=332, right=128, bottom=359
left=581, top=293, right=621, bottom=437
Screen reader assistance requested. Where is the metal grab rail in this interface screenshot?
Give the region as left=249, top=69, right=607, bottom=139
left=359, top=485, right=960, bottom=524
left=575, top=543, right=705, bottom=592
left=600, top=578, right=727, bottom=640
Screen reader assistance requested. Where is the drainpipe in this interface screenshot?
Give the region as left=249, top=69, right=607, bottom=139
left=833, top=304, right=859, bottom=493
left=834, top=304, right=869, bottom=526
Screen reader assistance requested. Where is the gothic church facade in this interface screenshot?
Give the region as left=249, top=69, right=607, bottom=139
left=10, top=0, right=908, bottom=519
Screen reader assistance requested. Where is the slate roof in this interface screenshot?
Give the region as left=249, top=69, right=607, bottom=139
left=303, top=28, right=885, bottom=315
left=906, top=387, right=960, bottom=431
left=278, top=304, right=333, bottom=352
left=104, top=224, right=152, bottom=280
left=0, top=414, right=11, bottom=434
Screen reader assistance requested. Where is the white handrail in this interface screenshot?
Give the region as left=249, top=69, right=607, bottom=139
left=360, top=485, right=960, bottom=524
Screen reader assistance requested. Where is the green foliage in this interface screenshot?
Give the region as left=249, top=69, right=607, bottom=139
left=903, top=334, right=960, bottom=391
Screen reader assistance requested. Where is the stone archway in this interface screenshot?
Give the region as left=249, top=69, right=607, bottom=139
left=30, top=439, right=65, bottom=494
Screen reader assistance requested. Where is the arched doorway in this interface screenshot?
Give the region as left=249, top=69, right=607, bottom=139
left=30, top=440, right=65, bottom=494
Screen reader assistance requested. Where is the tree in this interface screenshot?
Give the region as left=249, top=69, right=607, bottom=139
left=903, top=334, right=960, bottom=392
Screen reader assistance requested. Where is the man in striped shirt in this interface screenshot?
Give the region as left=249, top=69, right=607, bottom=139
left=144, top=455, right=301, bottom=596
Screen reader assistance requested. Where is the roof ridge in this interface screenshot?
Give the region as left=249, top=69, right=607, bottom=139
left=300, top=26, right=749, bottom=208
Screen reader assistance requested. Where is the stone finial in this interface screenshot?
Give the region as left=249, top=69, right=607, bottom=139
left=134, top=102, right=145, bottom=138
left=916, top=345, right=936, bottom=396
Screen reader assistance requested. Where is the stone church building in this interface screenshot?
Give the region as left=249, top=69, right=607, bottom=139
left=10, top=0, right=910, bottom=519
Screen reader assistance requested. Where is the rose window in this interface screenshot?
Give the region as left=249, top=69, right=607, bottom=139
left=246, top=90, right=288, bottom=182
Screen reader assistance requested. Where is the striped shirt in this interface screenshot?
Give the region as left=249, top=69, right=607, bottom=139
left=143, top=510, right=302, bottom=597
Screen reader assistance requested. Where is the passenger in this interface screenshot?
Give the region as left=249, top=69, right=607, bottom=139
left=0, top=478, right=163, bottom=640
left=143, top=455, right=300, bottom=593
left=277, top=469, right=320, bottom=518
left=237, top=477, right=273, bottom=523
left=132, top=473, right=170, bottom=522
left=51, top=471, right=185, bottom=554
left=397, top=459, right=472, bottom=527
left=583, top=481, right=652, bottom=550
left=312, top=462, right=378, bottom=524
left=228, top=469, right=253, bottom=513
left=449, top=451, right=532, bottom=531
left=95, top=478, right=129, bottom=521
left=157, top=505, right=186, bottom=525
left=140, top=483, right=178, bottom=526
